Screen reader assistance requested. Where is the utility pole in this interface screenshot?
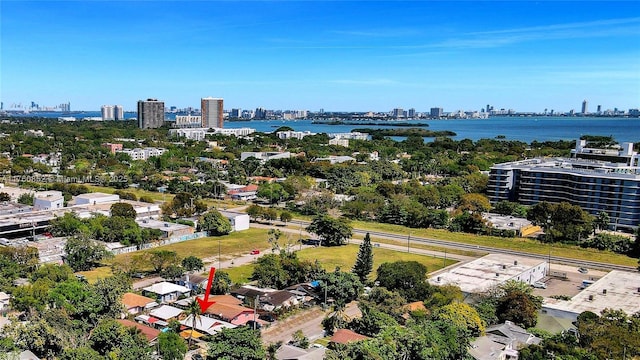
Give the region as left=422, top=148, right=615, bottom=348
left=407, top=232, right=411, bottom=253
left=253, top=295, right=259, bottom=330
left=218, top=238, right=221, bottom=270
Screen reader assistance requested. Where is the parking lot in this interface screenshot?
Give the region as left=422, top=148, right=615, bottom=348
left=532, top=263, right=607, bottom=298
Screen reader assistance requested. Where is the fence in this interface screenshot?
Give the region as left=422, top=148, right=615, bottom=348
left=109, top=231, right=208, bottom=255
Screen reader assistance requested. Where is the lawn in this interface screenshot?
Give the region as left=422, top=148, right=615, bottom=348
left=107, top=228, right=273, bottom=271
left=295, top=244, right=457, bottom=278
left=76, top=266, right=113, bottom=284
left=86, top=185, right=174, bottom=202
left=224, top=264, right=256, bottom=284
left=223, top=244, right=455, bottom=285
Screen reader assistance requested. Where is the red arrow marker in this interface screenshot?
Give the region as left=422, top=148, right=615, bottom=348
left=196, top=267, right=217, bottom=313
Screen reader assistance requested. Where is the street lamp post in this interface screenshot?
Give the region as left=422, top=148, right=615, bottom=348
left=218, top=238, right=221, bottom=270
left=407, top=232, right=411, bottom=253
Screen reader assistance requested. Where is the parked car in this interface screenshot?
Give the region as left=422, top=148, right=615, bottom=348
left=578, top=267, right=589, bottom=274
left=259, top=314, right=276, bottom=322
left=246, top=320, right=262, bottom=329
left=532, top=281, right=547, bottom=289
left=250, top=249, right=260, bottom=255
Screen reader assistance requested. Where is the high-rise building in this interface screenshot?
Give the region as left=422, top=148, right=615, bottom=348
left=597, top=105, right=602, bottom=114
left=430, top=107, right=443, bottom=118
left=230, top=108, right=242, bottom=119
left=392, top=108, right=404, bottom=119
left=408, top=108, right=416, bottom=118
left=201, top=97, right=224, bottom=128
left=101, top=105, right=115, bottom=121
left=488, top=139, right=640, bottom=233
left=114, top=105, right=124, bottom=120
left=582, top=100, right=588, bottom=114
left=137, top=99, right=165, bottom=129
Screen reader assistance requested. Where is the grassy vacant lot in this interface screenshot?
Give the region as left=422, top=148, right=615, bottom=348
left=348, top=220, right=638, bottom=267
left=226, top=244, right=457, bottom=285
left=296, top=244, right=456, bottom=276
left=224, top=264, right=256, bottom=284
left=86, top=185, right=174, bottom=202
left=107, top=228, right=273, bottom=271
left=76, top=266, right=112, bottom=284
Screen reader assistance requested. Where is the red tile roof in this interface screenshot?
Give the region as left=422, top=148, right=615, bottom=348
left=209, top=294, right=243, bottom=305
left=330, top=329, right=369, bottom=344
left=204, top=302, right=254, bottom=320
left=122, top=292, right=155, bottom=309
left=116, top=319, right=161, bottom=342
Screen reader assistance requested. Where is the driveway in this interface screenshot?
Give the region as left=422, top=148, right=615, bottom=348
left=261, top=301, right=361, bottom=345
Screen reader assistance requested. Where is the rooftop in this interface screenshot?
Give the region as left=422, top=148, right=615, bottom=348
left=429, top=254, right=547, bottom=294
left=143, top=281, right=190, bottom=295
left=136, top=219, right=193, bottom=232
left=149, top=305, right=184, bottom=320
left=122, top=292, right=156, bottom=309
left=330, top=329, right=369, bottom=344
left=180, top=314, right=236, bottom=335
left=203, top=302, right=254, bottom=319
left=116, top=319, right=160, bottom=342
left=543, top=270, right=640, bottom=317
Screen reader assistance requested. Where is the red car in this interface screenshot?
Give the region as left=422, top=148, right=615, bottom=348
left=251, top=249, right=260, bottom=255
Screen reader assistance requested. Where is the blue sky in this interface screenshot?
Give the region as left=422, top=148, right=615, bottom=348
left=1, top=1, right=639, bottom=112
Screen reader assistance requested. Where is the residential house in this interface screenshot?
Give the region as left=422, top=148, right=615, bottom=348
left=149, top=305, right=184, bottom=322
left=142, top=281, right=190, bottom=303
left=177, top=274, right=209, bottom=292
left=329, top=329, right=369, bottom=345
left=275, top=344, right=326, bottom=360
left=122, top=292, right=158, bottom=316
left=180, top=314, right=236, bottom=336
left=260, top=290, right=299, bottom=312
left=402, top=301, right=427, bottom=319
left=468, top=321, right=541, bottom=360
left=286, top=283, right=323, bottom=305
left=116, top=319, right=161, bottom=344
left=203, top=302, right=255, bottom=326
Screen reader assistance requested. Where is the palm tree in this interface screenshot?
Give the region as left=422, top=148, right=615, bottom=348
left=185, top=299, right=203, bottom=347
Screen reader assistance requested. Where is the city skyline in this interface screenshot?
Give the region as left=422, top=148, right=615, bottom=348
left=1, top=1, right=639, bottom=112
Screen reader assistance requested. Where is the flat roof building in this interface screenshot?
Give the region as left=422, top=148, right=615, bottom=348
left=543, top=270, right=640, bottom=321
left=429, top=254, right=547, bottom=295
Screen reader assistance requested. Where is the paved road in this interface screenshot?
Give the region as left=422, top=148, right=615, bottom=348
left=286, top=219, right=636, bottom=272
left=249, top=222, right=476, bottom=263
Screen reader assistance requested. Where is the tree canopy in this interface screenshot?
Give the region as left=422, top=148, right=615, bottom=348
left=306, top=214, right=352, bottom=246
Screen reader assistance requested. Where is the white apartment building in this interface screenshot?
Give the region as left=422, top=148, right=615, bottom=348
left=211, top=127, right=255, bottom=136
left=116, top=147, right=166, bottom=161
left=101, top=105, right=115, bottom=121
left=328, top=132, right=370, bottom=140
left=169, top=128, right=210, bottom=141
left=277, top=130, right=315, bottom=140
left=175, top=115, right=202, bottom=128
left=329, top=138, right=349, bottom=147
